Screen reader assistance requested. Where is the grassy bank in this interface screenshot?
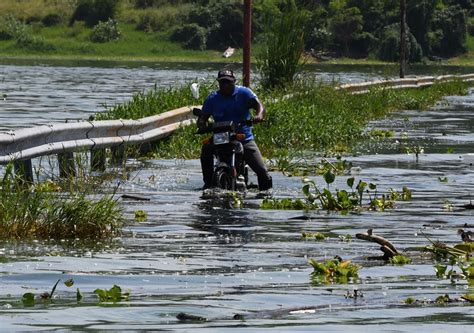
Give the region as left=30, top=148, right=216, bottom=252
left=98, top=79, right=473, bottom=160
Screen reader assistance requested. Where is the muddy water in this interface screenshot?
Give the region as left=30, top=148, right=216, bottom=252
left=0, top=63, right=473, bottom=331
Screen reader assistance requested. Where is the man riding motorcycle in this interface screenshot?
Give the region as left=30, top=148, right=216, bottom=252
left=198, top=70, right=273, bottom=191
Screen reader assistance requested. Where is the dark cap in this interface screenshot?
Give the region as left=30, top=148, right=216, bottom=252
left=217, top=69, right=235, bottom=82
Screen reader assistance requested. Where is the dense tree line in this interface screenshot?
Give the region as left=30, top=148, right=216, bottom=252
left=162, top=0, right=473, bottom=61
left=6, top=0, right=469, bottom=61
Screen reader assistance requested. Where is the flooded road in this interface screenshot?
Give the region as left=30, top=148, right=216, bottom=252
left=0, top=62, right=473, bottom=331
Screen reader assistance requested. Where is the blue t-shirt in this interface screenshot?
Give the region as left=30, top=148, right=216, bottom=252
left=201, top=85, right=257, bottom=142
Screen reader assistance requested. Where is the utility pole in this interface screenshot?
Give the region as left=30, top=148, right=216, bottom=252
left=243, top=0, right=252, bottom=87
left=400, top=0, right=406, bottom=78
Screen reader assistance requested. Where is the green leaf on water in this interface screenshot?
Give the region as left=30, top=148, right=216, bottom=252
left=461, top=293, right=474, bottom=302
left=389, top=255, right=412, bottom=265
left=134, top=210, right=147, bottom=222
left=22, top=293, right=35, bottom=307
left=346, top=177, right=355, bottom=188
left=64, top=278, right=74, bottom=287
left=77, top=288, right=83, bottom=302
left=323, top=171, right=335, bottom=185
left=302, top=184, right=310, bottom=197
left=434, top=264, right=447, bottom=278
left=369, top=183, right=377, bottom=190
left=438, top=177, right=448, bottom=183
left=404, top=297, right=416, bottom=304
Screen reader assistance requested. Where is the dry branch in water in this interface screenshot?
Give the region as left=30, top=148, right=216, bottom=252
left=356, top=229, right=399, bottom=259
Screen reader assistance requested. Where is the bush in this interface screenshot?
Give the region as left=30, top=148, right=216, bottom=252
left=16, top=34, right=56, bottom=52
left=0, top=14, right=28, bottom=40
left=170, top=23, right=207, bottom=50
left=429, top=5, right=467, bottom=57
left=42, top=13, right=63, bottom=27
left=377, top=23, right=423, bottom=63
left=70, top=0, right=120, bottom=27
left=136, top=10, right=176, bottom=32
left=186, top=0, right=243, bottom=49
left=90, top=19, right=121, bottom=43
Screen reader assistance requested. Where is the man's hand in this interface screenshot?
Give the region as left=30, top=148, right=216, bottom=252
left=253, top=111, right=265, bottom=123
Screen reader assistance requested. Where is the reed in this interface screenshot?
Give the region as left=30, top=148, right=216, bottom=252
left=0, top=164, right=123, bottom=240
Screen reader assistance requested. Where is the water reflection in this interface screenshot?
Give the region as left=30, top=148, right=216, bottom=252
left=192, top=199, right=255, bottom=244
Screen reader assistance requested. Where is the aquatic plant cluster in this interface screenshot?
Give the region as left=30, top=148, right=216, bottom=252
left=261, top=172, right=412, bottom=213
left=0, top=164, right=123, bottom=240
left=99, top=79, right=473, bottom=160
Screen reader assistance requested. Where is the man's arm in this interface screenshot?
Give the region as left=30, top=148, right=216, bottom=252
left=247, top=98, right=265, bottom=123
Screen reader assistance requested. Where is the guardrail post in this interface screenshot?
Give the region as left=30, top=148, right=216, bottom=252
left=58, top=152, right=76, bottom=178
left=91, top=148, right=106, bottom=172
left=14, top=159, right=34, bottom=184
left=111, top=145, right=125, bottom=165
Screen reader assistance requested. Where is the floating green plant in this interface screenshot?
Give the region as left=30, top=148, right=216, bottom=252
left=389, top=255, right=412, bottom=265
left=309, top=258, right=360, bottom=284
left=21, top=278, right=74, bottom=307
left=302, top=231, right=327, bottom=241
left=94, top=285, right=130, bottom=303
left=367, top=129, right=395, bottom=138
left=134, top=210, right=147, bottom=222
left=261, top=173, right=412, bottom=213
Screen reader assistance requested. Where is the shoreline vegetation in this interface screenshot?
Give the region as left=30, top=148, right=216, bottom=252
left=0, top=1, right=473, bottom=66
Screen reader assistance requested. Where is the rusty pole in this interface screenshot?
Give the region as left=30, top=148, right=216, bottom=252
left=400, top=0, right=406, bottom=78
left=243, top=0, right=252, bottom=87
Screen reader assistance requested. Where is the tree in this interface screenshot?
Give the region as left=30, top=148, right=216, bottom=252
left=429, top=4, right=467, bottom=57
left=328, top=6, right=363, bottom=56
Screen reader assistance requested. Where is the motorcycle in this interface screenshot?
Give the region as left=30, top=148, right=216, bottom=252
left=193, top=108, right=251, bottom=191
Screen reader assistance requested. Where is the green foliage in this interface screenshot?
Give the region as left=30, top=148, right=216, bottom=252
left=302, top=231, right=327, bottom=241
left=186, top=0, right=243, bottom=50
left=134, top=210, right=147, bottom=222
left=256, top=1, right=309, bottom=89
left=70, top=0, right=120, bottom=27
left=41, top=13, right=63, bottom=27
left=309, top=258, right=360, bottom=284
left=389, top=255, right=412, bottom=265
left=94, top=285, right=130, bottom=302
left=0, top=14, right=27, bottom=40
left=0, top=164, right=124, bottom=240
left=429, top=4, right=467, bottom=57
left=170, top=23, right=207, bottom=50
left=90, top=19, right=121, bottom=43
left=261, top=173, right=412, bottom=213
left=21, top=278, right=75, bottom=307
left=377, top=23, right=423, bottom=63
left=329, top=6, right=363, bottom=56
left=146, top=79, right=471, bottom=160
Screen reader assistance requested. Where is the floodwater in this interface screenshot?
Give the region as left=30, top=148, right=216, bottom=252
left=0, top=61, right=473, bottom=331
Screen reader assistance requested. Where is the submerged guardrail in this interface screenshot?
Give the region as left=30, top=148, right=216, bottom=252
left=1, top=74, right=473, bottom=181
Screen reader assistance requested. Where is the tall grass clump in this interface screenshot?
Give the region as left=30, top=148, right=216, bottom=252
left=0, top=164, right=124, bottom=240
left=256, top=1, right=309, bottom=90
left=95, top=81, right=213, bottom=120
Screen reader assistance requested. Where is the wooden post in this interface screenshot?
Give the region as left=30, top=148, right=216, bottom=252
left=14, top=159, right=33, bottom=184
left=400, top=0, right=406, bottom=78
left=243, top=0, right=252, bottom=87
left=91, top=148, right=106, bottom=172
left=58, top=152, right=76, bottom=178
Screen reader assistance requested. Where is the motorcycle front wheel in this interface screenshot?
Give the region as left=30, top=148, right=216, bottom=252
left=212, top=167, right=235, bottom=191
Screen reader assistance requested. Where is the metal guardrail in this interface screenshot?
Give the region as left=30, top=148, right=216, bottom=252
left=339, top=73, right=474, bottom=94
left=0, top=105, right=200, bottom=165
left=1, top=74, right=473, bottom=169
